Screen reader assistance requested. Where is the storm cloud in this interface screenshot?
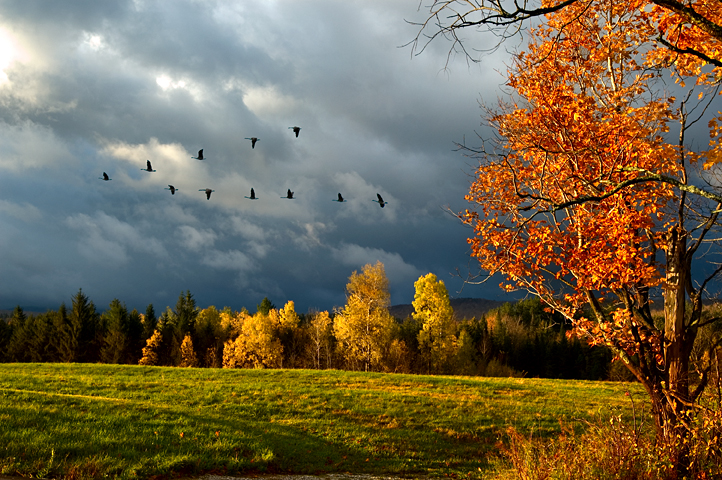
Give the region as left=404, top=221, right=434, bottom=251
left=0, top=1, right=511, bottom=313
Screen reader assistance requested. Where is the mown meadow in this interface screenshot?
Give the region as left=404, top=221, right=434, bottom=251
left=0, top=363, right=644, bottom=479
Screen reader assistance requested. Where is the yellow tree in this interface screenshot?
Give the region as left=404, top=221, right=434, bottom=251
left=306, top=310, right=333, bottom=369
left=179, top=334, right=198, bottom=368
left=334, top=261, right=394, bottom=371
left=270, top=301, right=303, bottom=367
left=138, top=329, right=162, bottom=366
left=222, top=308, right=284, bottom=369
left=413, top=273, right=457, bottom=373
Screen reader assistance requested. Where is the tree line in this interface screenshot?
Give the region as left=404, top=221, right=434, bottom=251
left=0, top=261, right=614, bottom=379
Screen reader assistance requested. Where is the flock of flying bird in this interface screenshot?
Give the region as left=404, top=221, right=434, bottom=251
left=98, top=126, right=390, bottom=207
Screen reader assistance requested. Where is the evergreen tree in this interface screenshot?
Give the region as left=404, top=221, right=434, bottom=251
left=175, top=290, right=198, bottom=335
left=27, top=313, right=54, bottom=362
left=125, top=309, right=144, bottom=364
left=454, top=329, right=479, bottom=375
left=69, top=289, right=100, bottom=362
left=256, top=297, right=275, bottom=316
left=142, top=304, right=157, bottom=341
left=5, top=307, right=30, bottom=362
left=53, top=303, right=76, bottom=363
left=0, top=314, right=10, bottom=362
left=100, top=299, right=129, bottom=364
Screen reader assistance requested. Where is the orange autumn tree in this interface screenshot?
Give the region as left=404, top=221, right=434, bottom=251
left=418, top=0, right=722, bottom=468
left=411, top=0, right=722, bottom=68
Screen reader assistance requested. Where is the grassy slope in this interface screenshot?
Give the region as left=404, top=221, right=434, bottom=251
left=0, top=364, right=644, bottom=479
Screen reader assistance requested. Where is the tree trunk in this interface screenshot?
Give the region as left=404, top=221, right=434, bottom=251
left=660, top=226, right=697, bottom=476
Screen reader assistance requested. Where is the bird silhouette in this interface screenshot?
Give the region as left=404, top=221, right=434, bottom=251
left=199, top=188, right=214, bottom=200
left=191, top=149, right=204, bottom=160
left=99, top=172, right=111, bottom=181
left=289, top=126, right=301, bottom=137
left=165, top=185, right=178, bottom=195
left=142, top=160, right=156, bottom=172
left=334, top=192, right=346, bottom=202
left=245, top=137, right=259, bottom=148
left=376, top=193, right=388, bottom=208
left=245, top=187, right=258, bottom=200
left=284, top=189, right=294, bottom=199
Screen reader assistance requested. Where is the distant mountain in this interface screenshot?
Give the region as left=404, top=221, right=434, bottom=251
left=389, top=297, right=507, bottom=321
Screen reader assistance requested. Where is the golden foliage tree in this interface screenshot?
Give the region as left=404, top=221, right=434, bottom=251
left=222, top=309, right=283, bottom=369
left=179, top=334, right=198, bottom=368
left=425, top=0, right=722, bottom=469
left=334, top=261, right=394, bottom=371
left=138, top=329, right=162, bottom=366
left=413, top=273, right=457, bottom=373
left=306, top=310, right=333, bottom=369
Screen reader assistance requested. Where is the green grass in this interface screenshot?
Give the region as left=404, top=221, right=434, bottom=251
left=0, top=364, right=644, bottom=479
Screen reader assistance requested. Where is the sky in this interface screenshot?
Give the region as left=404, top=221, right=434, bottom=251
left=0, top=0, right=516, bottom=314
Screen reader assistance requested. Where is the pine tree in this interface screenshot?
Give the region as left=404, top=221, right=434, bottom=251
left=125, top=309, right=144, bottom=364
left=256, top=297, right=275, bottom=316
left=142, top=304, right=157, bottom=342
left=5, top=307, right=30, bottom=362
left=69, top=289, right=99, bottom=362
left=100, top=299, right=128, bottom=364
left=454, top=329, right=479, bottom=376
left=53, top=303, right=75, bottom=363
left=175, top=290, right=198, bottom=335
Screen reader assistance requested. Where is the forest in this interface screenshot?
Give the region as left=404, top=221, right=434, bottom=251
left=0, top=262, right=614, bottom=380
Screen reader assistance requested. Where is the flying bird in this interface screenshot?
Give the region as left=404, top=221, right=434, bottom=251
left=289, top=126, right=301, bottom=137
left=165, top=185, right=178, bottom=195
left=99, top=172, right=111, bottom=181
left=142, top=160, right=156, bottom=172
left=334, top=192, right=346, bottom=202
left=191, top=149, right=204, bottom=160
left=199, top=188, right=214, bottom=200
left=245, top=137, right=259, bottom=148
left=283, top=189, right=294, bottom=199
left=375, top=193, right=388, bottom=208
left=245, top=188, right=258, bottom=200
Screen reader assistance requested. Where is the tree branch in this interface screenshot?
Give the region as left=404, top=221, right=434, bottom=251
left=656, top=36, right=722, bottom=68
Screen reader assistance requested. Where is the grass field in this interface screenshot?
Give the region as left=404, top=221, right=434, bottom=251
left=0, top=364, right=644, bottom=479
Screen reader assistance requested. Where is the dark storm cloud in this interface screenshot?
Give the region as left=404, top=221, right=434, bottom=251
left=0, top=1, right=512, bottom=313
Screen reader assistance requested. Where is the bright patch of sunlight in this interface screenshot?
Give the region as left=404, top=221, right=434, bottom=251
left=155, top=74, right=204, bottom=101
left=102, top=137, right=189, bottom=167
left=242, top=84, right=299, bottom=116
left=83, top=32, right=105, bottom=51
left=0, top=27, right=21, bottom=85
